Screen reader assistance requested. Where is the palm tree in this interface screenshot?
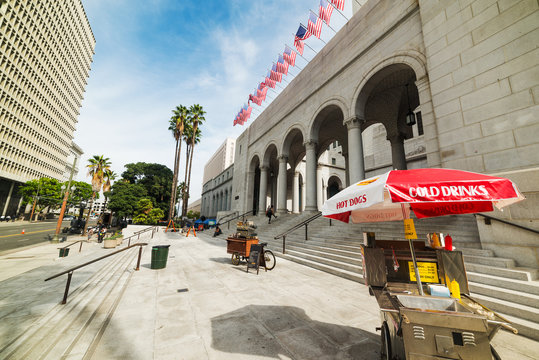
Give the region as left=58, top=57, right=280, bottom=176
left=168, top=105, right=188, bottom=222
left=100, top=170, right=116, bottom=224
left=182, top=104, right=205, bottom=219
left=180, top=126, right=201, bottom=220
left=83, top=155, right=111, bottom=235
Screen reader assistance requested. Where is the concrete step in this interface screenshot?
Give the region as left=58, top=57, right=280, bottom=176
left=495, top=311, right=539, bottom=341
left=467, top=272, right=539, bottom=296
left=459, top=248, right=495, bottom=257
left=274, top=252, right=364, bottom=283
left=468, top=281, right=539, bottom=309
left=464, top=254, right=516, bottom=268
left=468, top=292, right=539, bottom=325
left=286, top=244, right=363, bottom=267
left=464, top=263, right=538, bottom=281
left=272, top=247, right=363, bottom=276
left=0, top=245, right=140, bottom=359
left=287, top=242, right=362, bottom=259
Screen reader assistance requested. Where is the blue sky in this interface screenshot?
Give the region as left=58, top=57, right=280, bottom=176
left=74, top=0, right=354, bottom=200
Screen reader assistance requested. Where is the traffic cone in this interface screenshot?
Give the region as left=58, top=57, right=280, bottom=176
left=21, top=229, right=25, bottom=234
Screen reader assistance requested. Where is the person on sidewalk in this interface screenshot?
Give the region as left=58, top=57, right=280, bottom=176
left=266, top=205, right=277, bottom=224
left=213, top=224, right=222, bottom=237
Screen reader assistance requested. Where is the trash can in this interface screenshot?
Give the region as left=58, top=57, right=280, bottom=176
left=59, top=247, right=70, bottom=257
left=151, top=245, right=170, bottom=269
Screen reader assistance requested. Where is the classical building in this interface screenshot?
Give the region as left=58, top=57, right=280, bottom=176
left=202, top=137, right=235, bottom=185
left=231, top=0, right=539, bottom=265
left=201, top=164, right=234, bottom=219
left=0, top=0, right=95, bottom=215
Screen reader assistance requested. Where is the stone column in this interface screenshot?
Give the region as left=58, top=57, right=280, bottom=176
left=1, top=182, right=14, bottom=216
left=388, top=133, right=407, bottom=170
left=317, top=165, right=324, bottom=210
left=345, top=116, right=365, bottom=183
left=277, top=155, right=288, bottom=213
left=304, top=141, right=318, bottom=212
left=416, top=76, right=441, bottom=167
left=342, top=151, right=350, bottom=187
left=258, top=166, right=268, bottom=215
left=292, top=171, right=300, bottom=213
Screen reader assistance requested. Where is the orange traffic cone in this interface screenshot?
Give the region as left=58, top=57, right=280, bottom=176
left=21, top=229, right=25, bottom=234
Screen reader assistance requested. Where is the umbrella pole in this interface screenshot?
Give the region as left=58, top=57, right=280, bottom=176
left=408, top=237, right=424, bottom=296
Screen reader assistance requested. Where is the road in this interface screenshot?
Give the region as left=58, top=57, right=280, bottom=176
left=0, top=219, right=96, bottom=253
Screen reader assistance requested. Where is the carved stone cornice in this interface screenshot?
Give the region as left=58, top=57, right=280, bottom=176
left=303, top=140, right=317, bottom=150
left=277, top=155, right=288, bottom=162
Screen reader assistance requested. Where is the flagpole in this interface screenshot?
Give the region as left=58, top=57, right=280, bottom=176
left=286, top=44, right=309, bottom=64
left=310, top=9, right=337, bottom=34
left=329, top=2, right=349, bottom=21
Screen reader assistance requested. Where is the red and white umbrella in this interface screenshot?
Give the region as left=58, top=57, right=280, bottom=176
left=322, top=168, right=524, bottom=223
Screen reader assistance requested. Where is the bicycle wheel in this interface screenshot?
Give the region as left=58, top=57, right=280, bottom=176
left=231, top=253, right=240, bottom=265
left=264, top=249, right=276, bottom=270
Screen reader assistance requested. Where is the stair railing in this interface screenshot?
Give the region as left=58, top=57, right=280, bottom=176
left=45, top=226, right=158, bottom=304
left=220, top=210, right=254, bottom=229
left=274, top=212, right=328, bottom=254
left=58, top=240, right=85, bottom=253
left=216, top=211, right=238, bottom=225
left=475, top=214, right=539, bottom=235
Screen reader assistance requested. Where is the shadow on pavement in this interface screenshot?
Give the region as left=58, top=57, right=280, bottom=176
left=211, top=304, right=380, bottom=359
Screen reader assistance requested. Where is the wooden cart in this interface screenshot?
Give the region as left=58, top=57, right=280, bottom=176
left=226, top=237, right=259, bottom=265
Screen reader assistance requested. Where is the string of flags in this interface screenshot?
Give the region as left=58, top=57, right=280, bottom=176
left=233, top=0, right=348, bottom=127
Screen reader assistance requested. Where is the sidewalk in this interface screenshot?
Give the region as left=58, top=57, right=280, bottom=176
left=0, top=227, right=538, bottom=359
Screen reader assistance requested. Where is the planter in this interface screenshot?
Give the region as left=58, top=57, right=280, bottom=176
left=103, top=239, right=117, bottom=249
left=116, top=237, right=123, bottom=246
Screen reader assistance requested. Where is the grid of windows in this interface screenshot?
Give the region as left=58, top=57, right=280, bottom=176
left=0, top=0, right=95, bottom=182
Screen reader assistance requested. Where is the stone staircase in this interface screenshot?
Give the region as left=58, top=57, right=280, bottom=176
left=0, top=242, right=148, bottom=359
left=232, top=212, right=539, bottom=341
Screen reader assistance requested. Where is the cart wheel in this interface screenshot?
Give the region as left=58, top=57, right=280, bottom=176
left=264, top=249, right=276, bottom=270
left=231, top=253, right=240, bottom=265
left=491, top=345, right=501, bottom=360
left=380, top=323, right=392, bottom=360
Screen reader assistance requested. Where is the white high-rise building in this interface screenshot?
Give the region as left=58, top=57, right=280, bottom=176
left=0, top=0, right=95, bottom=216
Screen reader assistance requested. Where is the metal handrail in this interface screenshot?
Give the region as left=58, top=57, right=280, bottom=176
left=221, top=211, right=254, bottom=230
left=59, top=240, right=85, bottom=253
left=45, top=225, right=158, bottom=304
left=217, top=212, right=238, bottom=225
left=476, top=214, right=539, bottom=234
left=273, top=212, right=325, bottom=254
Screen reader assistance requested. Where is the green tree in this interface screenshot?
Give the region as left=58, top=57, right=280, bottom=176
left=19, top=178, right=62, bottom=219
left=168, top=105, right=188, bottom=222
left=107, top=181, right=147, bottom=219
left=182, top=104, right=205, bottom=219
left=186, top=210, right=200, bottom=219
left=133, top=198, right=164, bottom=225
left=84, top=155, right=111, bottom=235
left=121, top=162, right=173, bottom=215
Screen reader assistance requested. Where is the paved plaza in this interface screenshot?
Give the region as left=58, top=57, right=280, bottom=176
left=0, top=226, right=538, bottom=359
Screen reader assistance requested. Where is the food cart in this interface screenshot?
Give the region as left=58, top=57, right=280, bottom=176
left=226, top=221, right=258, bottom=265
left=362, top=237, right=516, bottom=359
left=321, top=168, right=525, bottom=360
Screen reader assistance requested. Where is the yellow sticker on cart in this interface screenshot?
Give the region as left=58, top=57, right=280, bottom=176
left=408, top=261, right=439, bottom=283
left=403, top=219, right=417, bottom=239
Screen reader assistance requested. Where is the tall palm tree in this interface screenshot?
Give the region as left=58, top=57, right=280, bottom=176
left=182, top=104, right=205, bottom=219
left=168, top=105, right=188, bottom=222
left=100, top=169, right=116, bottom=224
left=83, top=155, right=111, bottom=235
left=181, top=126, right=201, bottom=219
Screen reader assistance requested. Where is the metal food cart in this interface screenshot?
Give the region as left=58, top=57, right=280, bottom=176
left=226, top=221, right=258, bottom=265
left=361, top=238, right=517, bottom=360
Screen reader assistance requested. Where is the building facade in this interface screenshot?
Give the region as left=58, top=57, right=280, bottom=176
left=201, top=164, right=234, bottom=219
left=231, top=0, right=539, bottom=267
left=202, top=138, right=235, bottom=185
left=0, top=0, right=95, bottom=215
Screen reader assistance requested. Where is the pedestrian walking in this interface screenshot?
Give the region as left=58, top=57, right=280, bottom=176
left=266, top=205, right=277, bottom=224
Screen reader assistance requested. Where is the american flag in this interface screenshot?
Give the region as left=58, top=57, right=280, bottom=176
left=294, top=24, right=309, bottom=55
left=331, top=0, right=345, bottom=11
left=284, top=46, right=297, bottom=67
left=307, top=12, right=323, bottom=39
left=319, top=0, right=334, bottom=25
left=270, top=65, right=282, bottom=82
left=257, top=86, right=267, bottom=100
left=276, top=55, right=289, bottom=75
left=264, top=76, right=276, bottom=88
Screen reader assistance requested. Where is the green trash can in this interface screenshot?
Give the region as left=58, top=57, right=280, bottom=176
left=59, top=247, right=70, bottom=257
left=151, top=245, right=170, bottom=269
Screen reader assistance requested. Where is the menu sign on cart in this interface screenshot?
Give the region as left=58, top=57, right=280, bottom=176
left=403, top=219, right=417, bottom=239
left=408, top=261, right=439, bottom=283
left=247, top=244, right=264, bottom=274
